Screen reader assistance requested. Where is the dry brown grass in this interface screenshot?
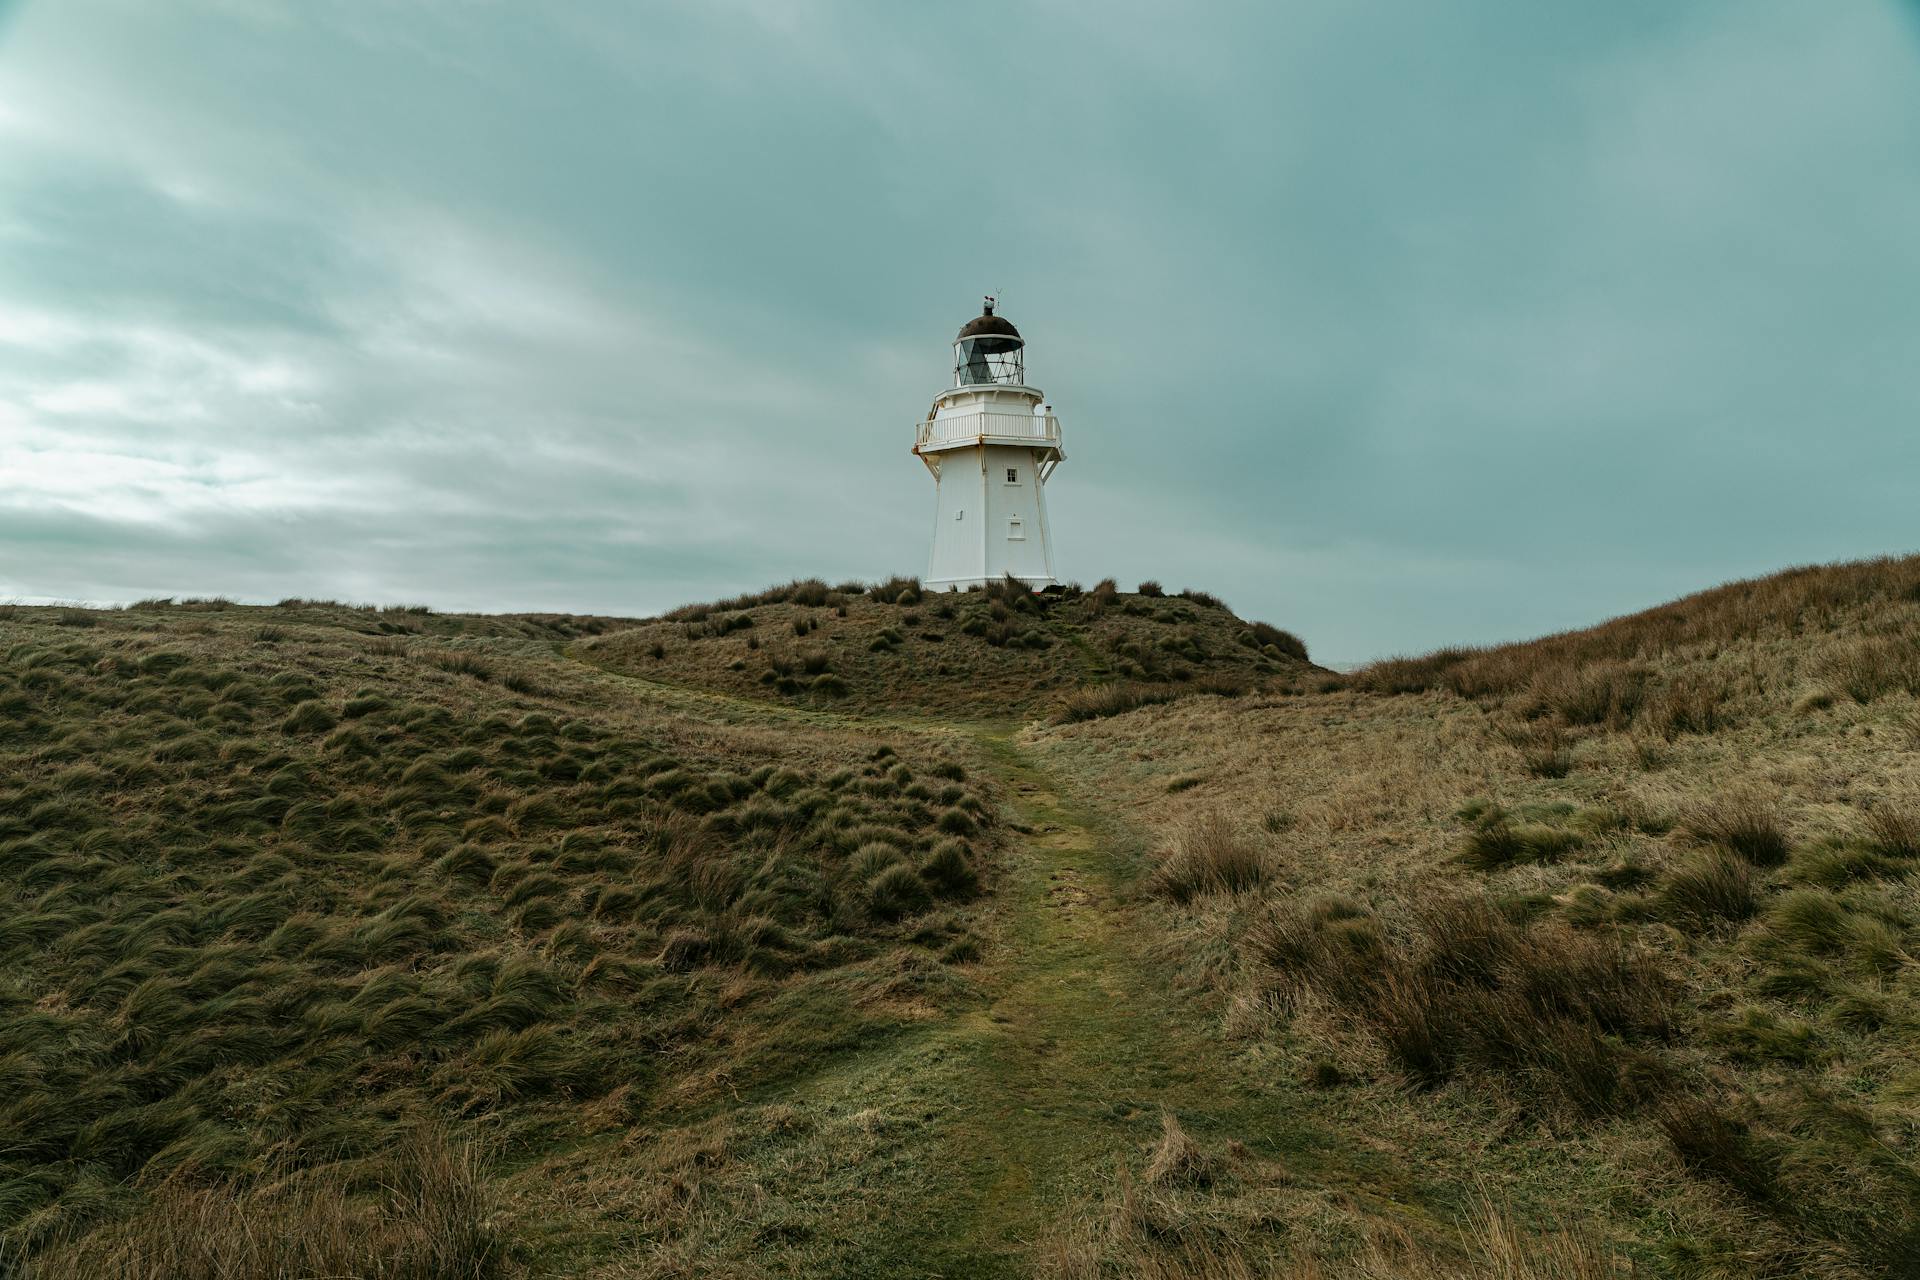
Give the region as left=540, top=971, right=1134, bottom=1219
left=1252, top=896, right=1672, bottom=1116
left=1142, top=1113, right=1220, bottom=1188
left=1032, top=554, right=1920, bottom=1275
left=1683, top=787, right=1791, bottom=866
left=1348, top=556, right=1920, bottom=748
left=1149, top=812, right=1270, bottom=903
left=1039, top=1164, right=1624, bottom=1280
left=25, top=1128, right=499, bottom=1280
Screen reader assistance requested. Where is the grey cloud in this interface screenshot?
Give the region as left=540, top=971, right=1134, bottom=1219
left=1, top=0, right=1917, bottom=662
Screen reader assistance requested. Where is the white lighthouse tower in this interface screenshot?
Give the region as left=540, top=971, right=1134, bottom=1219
left=914, top=298, right=1064, bottom=591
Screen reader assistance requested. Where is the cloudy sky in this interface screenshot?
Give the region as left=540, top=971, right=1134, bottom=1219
left=2, top=1, right=1917, bottom=663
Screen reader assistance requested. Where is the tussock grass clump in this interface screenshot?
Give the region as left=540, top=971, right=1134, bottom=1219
left=1251, top=896, right=1671, bottom=1115
left=920, top=839, right=979, bottom=898
left=1655, top=1094, right=1779, bottom=1205
left=1863, top=802, right=1920, bottom=859
left=431, top=652, right=494, bottom=681
left=1649, top=1088, right=1920, bottom=1273
left=867, top=862, right=933, bottom=921
left=26, top=1128, right=503, bottom=1280
left=281, top=700, right=338, bottom=735
left=1247, top=621, right=1308, bottom=663
left=1684, top=790, right=1790, bottom=866
left=867, top=576, right=922, bottom=606
left=1754, top=889, right=1860, bottom=959
left=1149, top=813, right=1268, bottom=903
left=936, top=808, right=979, bottom=837
left=1524, top=660, right=1649, bottom=728
left=1455, top=805, right=1584, bottom=871
left=1654, top=851, right=1757, bottom=931
left=1039, top=1183, right=1623, bottom=1280
left=0, top=603, right=1004, bottom=1261
left=1814, top=634, right=1920, bottom=704
left=1051, top=676, right=1249, bottom=726
left=1142, top=1113, right=1218, bottom=1189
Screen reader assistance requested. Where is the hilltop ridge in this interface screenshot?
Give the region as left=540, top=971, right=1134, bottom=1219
left=583, top=575, right=1317, bottom=718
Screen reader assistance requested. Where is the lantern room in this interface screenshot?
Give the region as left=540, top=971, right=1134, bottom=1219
left=953, top=297, right=1025, bottom=387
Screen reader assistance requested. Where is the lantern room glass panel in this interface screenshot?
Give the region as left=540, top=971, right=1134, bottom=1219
left=954, top=336, right=1025, bottom=386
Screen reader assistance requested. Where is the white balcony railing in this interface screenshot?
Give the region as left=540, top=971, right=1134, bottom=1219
left=915, top=411, right=1061, bottom=451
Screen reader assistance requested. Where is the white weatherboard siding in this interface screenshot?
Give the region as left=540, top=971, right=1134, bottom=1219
left=925, top=439, right=1056, bottom=590
left=916, top=381, right=1063, bottom=591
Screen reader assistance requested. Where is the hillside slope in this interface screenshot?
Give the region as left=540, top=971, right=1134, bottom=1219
left=1028, top=555, right=1920, bottom=1277
left=0, top=597, right=1004, bottom=1274
left=17, top=560, right=1918, bottom=1278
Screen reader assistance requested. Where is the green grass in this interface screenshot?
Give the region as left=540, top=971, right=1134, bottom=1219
left=0, top=602, right=1005, bottom=1271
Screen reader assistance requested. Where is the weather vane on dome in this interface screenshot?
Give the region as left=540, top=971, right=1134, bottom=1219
left=982, top=294, right=996, bottom=315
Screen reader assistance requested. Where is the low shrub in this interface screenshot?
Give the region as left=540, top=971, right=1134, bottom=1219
left=1135, top=581, right=1164, bottom=598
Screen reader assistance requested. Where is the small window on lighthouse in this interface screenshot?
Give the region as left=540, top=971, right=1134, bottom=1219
left=1005, top=467, right=1019, bottom=484
left=1007, top=517, right=1025, bottom=541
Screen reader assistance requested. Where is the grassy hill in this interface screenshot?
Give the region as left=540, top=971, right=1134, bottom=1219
left=1028, top=555, right=1920, bottom=1278
left=0, top=596, right=1003, bottom=1276
left=581, top=576, right=1316, bottom=718
left=6, top=560, right=1920, bottom=1278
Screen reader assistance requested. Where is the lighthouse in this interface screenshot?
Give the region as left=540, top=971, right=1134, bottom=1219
left=913, top=298, right=1064, bottom=591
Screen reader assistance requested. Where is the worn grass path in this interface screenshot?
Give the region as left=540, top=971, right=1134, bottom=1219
left=751, top=723, right=1396, bottom=1278
left=560, top=658, right=1393, bottom=1276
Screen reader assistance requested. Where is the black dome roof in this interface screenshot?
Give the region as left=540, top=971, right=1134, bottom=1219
left=957, top=299, right=1021, bottom=342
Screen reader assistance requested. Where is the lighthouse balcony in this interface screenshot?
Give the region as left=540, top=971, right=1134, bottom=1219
left=914, top=410, right=1061, bottom=454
